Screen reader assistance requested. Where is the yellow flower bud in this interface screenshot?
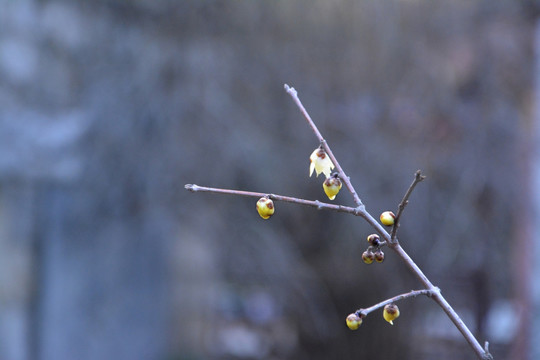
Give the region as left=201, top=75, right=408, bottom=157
left=380, top=211, right=396, bottom=226
left=383, top=304, right=400, bottom=325
left=309, top=147, right=334, bottom=178
left=374, top=250, right=385, bottom=263
left=256, top=197, right=275, bottom=219
left=346, top=313, right=362, bottom=330
left=362, top=250, right=374, bottom=264
left=323, top=173, right=342, bottom=200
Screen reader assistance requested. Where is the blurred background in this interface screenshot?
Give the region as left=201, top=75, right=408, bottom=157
left=1, top=0, right=539, bottom=359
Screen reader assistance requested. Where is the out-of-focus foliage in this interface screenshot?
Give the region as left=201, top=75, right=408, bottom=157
left=0, top=0, right=535, bottom=359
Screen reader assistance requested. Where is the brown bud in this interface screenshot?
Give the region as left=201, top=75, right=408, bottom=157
left=367, top=234, right=380, bottom=247
left=374, top=250, right=385, bottom=263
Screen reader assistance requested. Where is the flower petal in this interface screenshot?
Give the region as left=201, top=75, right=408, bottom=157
left=309, top=147, right=334, bottom=178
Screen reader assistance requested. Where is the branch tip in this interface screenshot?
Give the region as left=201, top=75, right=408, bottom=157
left=185, top=184, right=198, bottom=192
left=391, top=169, right=427, bottom=241
left=285, top=83, right=364, bottom=207
left=284, top=83, right=297, bottom=96
left=483, top=342, right=493, bottom=360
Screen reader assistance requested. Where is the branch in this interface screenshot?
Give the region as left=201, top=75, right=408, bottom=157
left=284, top=84, right=364, bottom=208
left=391, top=236, right=490, bottom=359
left=356, top=288, right=436, bottom=317
left=184, top=184, right=361, bottom=216
left=186, top=85, right=493, bottom=360
left=390, top=170, right=426, bottom=242
left=186, top=184, right=390, bottom=246
left=284, top=84, right=490, bottom=359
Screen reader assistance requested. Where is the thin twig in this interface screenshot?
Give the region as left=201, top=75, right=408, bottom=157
left=284, top=84, right=364, bottom=208
left=356, top=288, right=436, bottom=317
left=390, top=170, right=426, bottom=242
left=185, top=184, right=389, bottom=247
left=185, top=184, right=362, bottom=216
left=484, top=342, right=493, bottom=360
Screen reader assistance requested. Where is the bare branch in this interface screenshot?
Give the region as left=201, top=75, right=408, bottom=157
left=356, top=288, right=436, bottom=317
left=185, top=184, right=361, bottom=216
left=390, top=243, right=490, bottom=359
left=390, top=170, right=426, bottom=242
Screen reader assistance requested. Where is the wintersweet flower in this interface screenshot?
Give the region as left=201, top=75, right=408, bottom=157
left=380, top=211, right=396, bottom=226
left=346, top=313, right=362, bottom=330
left=309, top=147, right=334, bottom=178
left=323, top=173, right=342, bottom=200
left=256, top=197, right=275, bottom=219
left=374, top=250, right=385, bottom=263
left=383, top=304, right=400, bottom=325
left=362, top=250, right=375, bottom=264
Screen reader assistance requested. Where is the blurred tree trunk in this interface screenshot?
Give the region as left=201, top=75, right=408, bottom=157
left=527, top=18, right=540, bottom=360
left=510, top=157, right=533, bottom=360
left=27, top=181, right=170, bottom=360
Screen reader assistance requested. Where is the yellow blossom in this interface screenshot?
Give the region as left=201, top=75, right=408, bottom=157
left=309, top=147, right=334, bottom=178
left=383, top=304, right=400, bottom=325
left=323, top=173, right=342, bottom=200
left=256, top=197, right=275, bottom=219
left=346, top=313, right=362, bottom=330
left=374, top=250, right=385, bottom=263
left=380, top=211, right=396, bottom=226
left=362, top=250, right=374, bottom=264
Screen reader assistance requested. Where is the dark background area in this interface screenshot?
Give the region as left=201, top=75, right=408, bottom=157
left=0, top=0, right=538, bottom=359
